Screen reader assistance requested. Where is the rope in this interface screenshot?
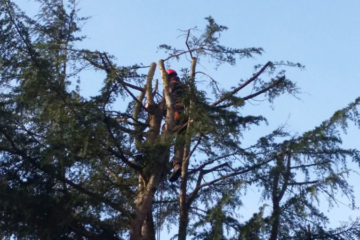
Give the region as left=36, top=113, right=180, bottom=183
left=156, top=181, right=164, bottom=240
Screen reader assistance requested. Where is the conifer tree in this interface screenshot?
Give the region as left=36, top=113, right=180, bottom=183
left=1, top=1, right=360, bottom=240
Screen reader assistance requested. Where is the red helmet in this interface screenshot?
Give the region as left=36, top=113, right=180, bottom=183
left=166, top=69, right=177, bottom=76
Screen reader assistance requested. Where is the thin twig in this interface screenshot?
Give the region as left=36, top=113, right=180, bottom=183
left=196, top=71, right=221, bottom=93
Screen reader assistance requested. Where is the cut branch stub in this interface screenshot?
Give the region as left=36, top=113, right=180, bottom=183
left=158, top=59, right=174, bottom=131
left=145, top=62, right=156, bottom=108
left=133, top=88, right=146, bottom=149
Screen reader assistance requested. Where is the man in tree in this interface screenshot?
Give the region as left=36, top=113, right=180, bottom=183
left=165, top=69, right=187, bottom=182
left=2, top=1, right=360, bottom=238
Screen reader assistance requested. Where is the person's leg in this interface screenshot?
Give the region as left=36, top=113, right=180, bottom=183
left=169, top=135, right=185, bottom=182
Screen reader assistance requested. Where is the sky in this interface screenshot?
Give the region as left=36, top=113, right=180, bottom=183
left=14, top=0, right=360, bottom=238
left=16, top=0, right=360, bottom=132
left=77, top=0, right=360, bottom=133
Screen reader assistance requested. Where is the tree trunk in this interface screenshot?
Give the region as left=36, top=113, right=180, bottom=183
left=178, top=57, right=197, bottom=240
left=130, top=145, right=168, bottom=240
left=141, top=206, right=156, bottom=240
left=130, top=174, right=158, bottom=240
left=178, top=134, right=191, bottom=240
left=269, top=203, right=280, bottom=240
left=269, top=152, right=291, bottom=240
left=130, top=62, right=166, bottom=240
left=178, top=201, right=189, bottom=240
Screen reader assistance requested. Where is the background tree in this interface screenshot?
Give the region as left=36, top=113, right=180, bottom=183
left=1, top=1, right=360, bottom=240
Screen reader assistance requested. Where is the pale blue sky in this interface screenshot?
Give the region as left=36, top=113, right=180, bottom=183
left=74, top=0, right=360, bottom=134
left=16, top=0, right=360, bottom=131
left=14, top=0, right=360, bottom=237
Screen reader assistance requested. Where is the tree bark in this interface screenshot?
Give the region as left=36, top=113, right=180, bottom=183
left=178, top=57, right=197, bottom=240
left=158, top=60, right=174, bottom=131
left=130, top=173, right=161, bottom=240
left=130, top=62, right=163, bottom=240
left=269, top=152, right=291, bottom=240
left=178, top=202, right=189, bottom=240
left=269, top=203, right=280, bottom=240
left=141, top=198, right=156, bottom=240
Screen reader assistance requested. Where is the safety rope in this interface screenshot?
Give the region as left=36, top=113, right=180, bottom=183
left=156, top=181, right=164, bottom=240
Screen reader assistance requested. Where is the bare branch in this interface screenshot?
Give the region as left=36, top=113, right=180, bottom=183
left=162, top=48, right=198, bottom=62
left=212, top=61, right=272, bottom=106
left=242, top=76, right=285, bottom=101
left=188, top=152, right=238, bottom=174
left=217, top=76, right=285, bottom=108
left=188, top=158, right=274, bottom=205
left=196, top=71, right=221, bottom=93
left=289, top=180, right=320, bottom=186
left=186, top=29, right=194, bottom=59
left=290, top=160, right=332, bottom=170
left=181, top=134, right=203, bottom=165
left=123, top=82, right=145, bottom=92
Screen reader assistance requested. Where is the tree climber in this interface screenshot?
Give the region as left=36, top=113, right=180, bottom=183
left=165, top=69, right=187, bottom=182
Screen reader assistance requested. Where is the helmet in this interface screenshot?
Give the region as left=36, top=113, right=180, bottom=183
left=166, top=69, right=177, bottom=76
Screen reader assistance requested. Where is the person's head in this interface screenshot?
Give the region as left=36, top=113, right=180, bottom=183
left=166, top=69, right=177, bottom=77
left=166, top=69, right=179, bottom=83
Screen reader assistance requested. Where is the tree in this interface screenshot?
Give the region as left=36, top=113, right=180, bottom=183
left=1, top=1, right=360, bottom=239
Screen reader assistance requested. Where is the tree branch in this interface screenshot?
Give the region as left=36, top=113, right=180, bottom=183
left=84, top=53, right=144, bottom=92
left=188, top=158, right=274, bottom=205
left=212, top=61, right=272, bottom=106
left=101, top=54, right=147, bottom=109
left=243, top=76, right=285, bottom=101
left=102, top=117, right=143, bottom=171
left=289, top=180, right=320, bottom=186
left=186, top=29, right=194, bottom=59
left=196, top=71, right=221, bottom=93
left=188, top=152, right=238, bottom=175
left=217, top=76, right=285, bottom=108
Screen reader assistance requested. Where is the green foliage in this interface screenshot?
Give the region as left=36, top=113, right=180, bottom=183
left=238, top=206, right=268, bottom=240
left=190, top=186, right=242, bottom=240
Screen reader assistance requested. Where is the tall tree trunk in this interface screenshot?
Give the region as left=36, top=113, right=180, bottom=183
left=178, top=202, right=189, bottom=240
left=130, top=174, right=158, bottom=240
left=269, top=152, right=290, bottom=240
left=130, top=62, right=165, bottom=240
left=269, top=203, right=280, bottom=240
left=178, top=57, right=197, bottom=240
left=178, top=121, right=191, bottom=240
left=178, top=141, right=191, bottom=240
left=141, top=205, right=156, bottom=240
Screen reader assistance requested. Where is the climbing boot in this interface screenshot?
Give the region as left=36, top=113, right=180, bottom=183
left=169, top=164, right=181, bottom=182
